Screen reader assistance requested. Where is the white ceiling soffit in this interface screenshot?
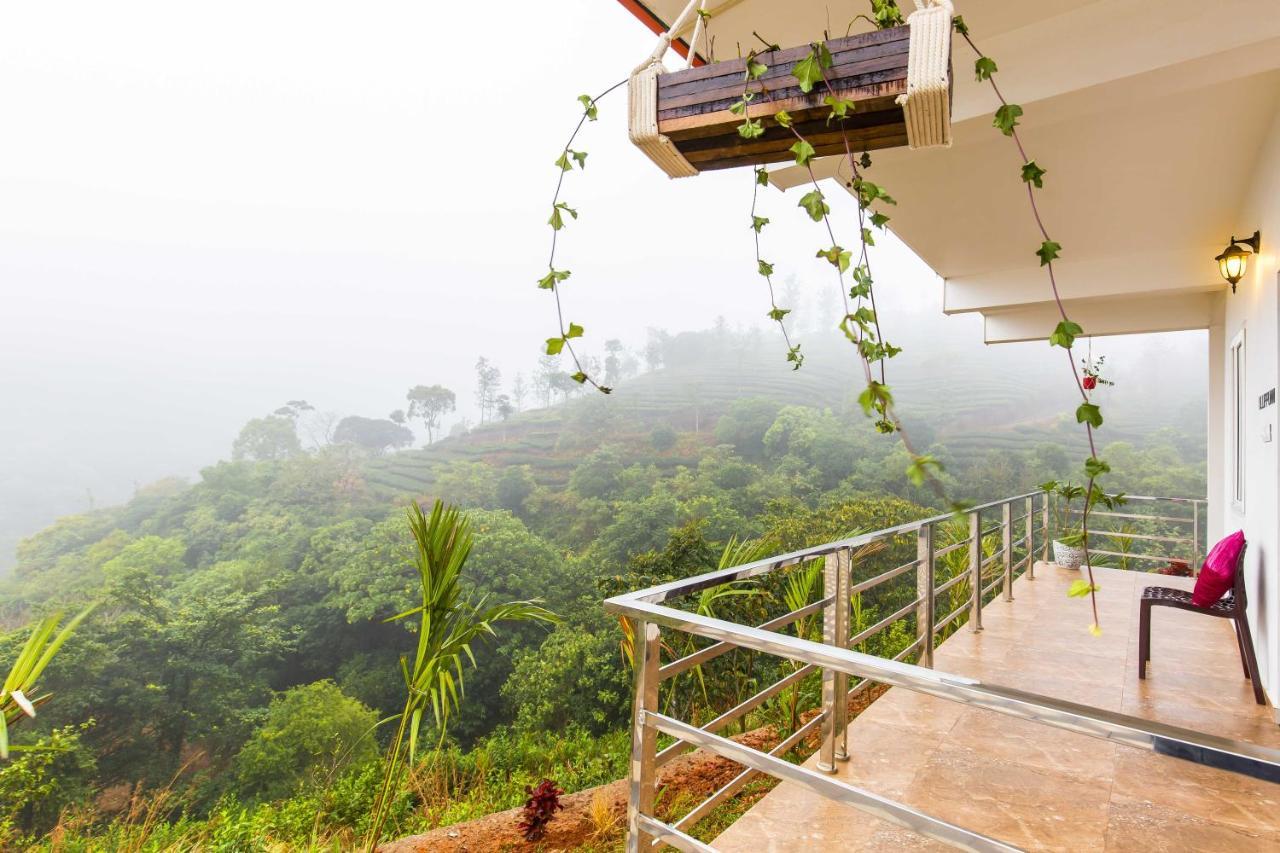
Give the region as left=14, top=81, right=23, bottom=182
left=624, top=0, right=1280, bottom=336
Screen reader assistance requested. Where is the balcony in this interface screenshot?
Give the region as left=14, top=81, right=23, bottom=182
left=603, top=492, right=1280, bottom=851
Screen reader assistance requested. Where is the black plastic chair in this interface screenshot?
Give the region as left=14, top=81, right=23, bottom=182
left=1138, top=543, right=1265, bottom=704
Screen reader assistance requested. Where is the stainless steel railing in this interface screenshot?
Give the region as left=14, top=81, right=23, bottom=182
left=1063, top=494, right=1205, bottom=571
left=603, top=491, right=1278, bottom=853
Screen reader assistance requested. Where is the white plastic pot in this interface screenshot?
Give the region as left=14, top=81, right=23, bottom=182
left=1052, top=540, right=1086, bottom=569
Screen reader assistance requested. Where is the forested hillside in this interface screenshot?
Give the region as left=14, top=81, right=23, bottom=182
left=0, top=326, right=1206, bottom=848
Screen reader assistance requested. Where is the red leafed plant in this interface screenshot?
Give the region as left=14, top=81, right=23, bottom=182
left=1157, top=560, right=1193, bottom=577
left=519, top=778, right=564, bottom=842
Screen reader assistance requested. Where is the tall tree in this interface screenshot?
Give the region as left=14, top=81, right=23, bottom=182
left=231, top=416, right=301, bottom=461
left=333, top=416, right=414, bottom=455
left=510, top=374, right=527, bottom=412
left=406, top=385, right=455, bottom=444
left=474, top=358, right=501, bottom=423
left=603, top=339, right=624, bottom=388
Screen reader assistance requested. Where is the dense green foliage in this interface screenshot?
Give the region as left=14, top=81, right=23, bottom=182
left=0, top=326, right=1205, bottom=847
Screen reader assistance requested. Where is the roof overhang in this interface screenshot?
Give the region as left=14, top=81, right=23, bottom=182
left=613, top=0, right=1280, bottom=342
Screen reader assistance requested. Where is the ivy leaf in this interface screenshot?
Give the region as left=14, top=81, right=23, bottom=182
left=545, top=337, right=565, bottom=356
left=1084, top=457, right=1111, bottom=478
left=792, top=50, right=824, bottom=93
left=856, top=381, right=894, bottom=418
left=816, top=245, right=851, bottom=272
left=858, top=152, right=872, bottom=169
left=729, top=99, right=747, bottom=115
left=773, top=109, right=793, bottom=128
left=1076, top=402, right=1103, bottom=429
left=751, top=215, right=770, bottom=233
left=786, top=344, right=803, bottom=369
left=566, top=323, right=584, bottom=339
left=758, top=259, right=774, bottom=276
left=1088, top=623, right=1103, bottom=638
left=798, top=189, right=829, bottom=222
left=537, top=268, right=571, bottom=290
left=870, top=211, right=890, bottom=229
left=571, top=150, right=588, bottom=169
left=861, top=227, right=875, bottom=247
left=570, top=371, right=588, bottom=384
left=824, top=95, right=856, bottom=122
left=554, top=152, right=573, bottom=172
left=548, top=202, right=577, bottom=231
left=745, top=56, right=768, bottom=81
left=755, top=167, right=770, bottom=187
left=767, top=306, right=790, bottom=321
left=578, top=94, right=598, bottom=121
left=1048, top=320, right=1082, bottom=348
left=738, top=118, right=765, bottom=139
left=906, top=454, right=943, bottom=487
left=1036, top=240, right=1062, bottom=266
left=1021, top=160, right=1046, bottom=188
left=790, top=139, right=816, bottom=166
left=952, top=15, right=970, bottom=36
left=994, top=103, right=1023, bottom=136
left=1068, top=579, right=1099, bottom=598
left=974, top=56, right=998, bottom=81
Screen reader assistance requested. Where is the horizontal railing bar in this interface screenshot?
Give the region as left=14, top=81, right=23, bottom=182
left=893, top=635, right=925, bottom=663
left=934, top=601, right=969, bottom=633
left=1085, top=530, right=1190, bottom=544
left=1087, top=549, right=1188, bottom=563
left=659, top=597, right=831, bottom=680
left=980, top=548, right=1004, bottom=569
left=850, top=559, right=920, bottom=596
left=604, top=598, right=1280, bottom=786
left=982, top=576, right=1004, bottom=599
left=646, top=712, right=1020, bottom=853
left=935, top=572, right=968, bottom=596
left=1111, top=495, right=1206, bottom=504
left=849, top=598, right=922, bottom=648
left=1067, top=509, right=1195, bottom=524
left=637, top=814, right=715, bottom=853
left=934, top=538, right=972, bottom=559
left=655, top=663, right=818, bottom=767
left=981, top=524, right=1003, bottom=538
left=672, top=710, right=827, bottom=834
left=619, top=491, right=1044, bottom=605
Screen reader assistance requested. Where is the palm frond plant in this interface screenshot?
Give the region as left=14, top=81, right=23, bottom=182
left=2, top=604, right=95, bottom=759
left=364, top=500, right=557, bottom=851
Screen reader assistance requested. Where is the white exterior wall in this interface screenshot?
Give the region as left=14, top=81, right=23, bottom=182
left=1218, top=101, right=1280, bottom=710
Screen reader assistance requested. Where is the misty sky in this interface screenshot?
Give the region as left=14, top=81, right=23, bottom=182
left=0, top=1, right=1206, bottom=557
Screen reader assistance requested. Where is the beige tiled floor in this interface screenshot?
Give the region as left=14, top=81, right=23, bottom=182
left=713, top=565, right=1280, bottom=852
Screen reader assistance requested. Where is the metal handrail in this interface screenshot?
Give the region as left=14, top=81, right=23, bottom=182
left=606, top=492, right=1276, bottom=852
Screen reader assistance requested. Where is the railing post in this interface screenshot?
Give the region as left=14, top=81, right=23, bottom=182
left=1002, top=501, right=1014, bottom=601
left=818, top=549, right=849, bottom=772
left=1192, top=500, right=1201, bottom=574
left=626, top=618, right=660, bottom=852
left=916, top=523, right=935, bottom=668
left=1041, top=490, right=1052, bottom=564
left=969, top=509, right=983, bottom=632
left=1025, top=494, right=1036, bottom=581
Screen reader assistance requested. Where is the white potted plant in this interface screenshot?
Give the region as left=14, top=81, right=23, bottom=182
left=1040, top=480, right=1087, bottom=568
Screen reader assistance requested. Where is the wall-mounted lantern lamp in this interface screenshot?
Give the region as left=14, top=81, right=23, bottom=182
left=1216, top=230, right=1261, bottom=292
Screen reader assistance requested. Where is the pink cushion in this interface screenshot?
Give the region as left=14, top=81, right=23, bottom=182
left=1192, top=530, right=1245, bottom=608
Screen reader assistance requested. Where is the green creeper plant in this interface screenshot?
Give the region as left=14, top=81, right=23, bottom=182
left=539, top=83, right=626, bottom=394
left=1, top=604, right=95, bottom=760
left=364, top=500, right=557, bottom=850
left=956, top=14, right=1124, bottom=633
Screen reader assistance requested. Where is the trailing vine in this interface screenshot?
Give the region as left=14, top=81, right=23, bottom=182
left=539, top=4, right=1120, bottom=633
left=540, top=81, right=626, bottom=394
left=954, top=14, right=1124, bottom=632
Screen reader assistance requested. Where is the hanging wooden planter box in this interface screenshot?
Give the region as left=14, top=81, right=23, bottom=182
left=656, top=27, right=919, bottom=172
